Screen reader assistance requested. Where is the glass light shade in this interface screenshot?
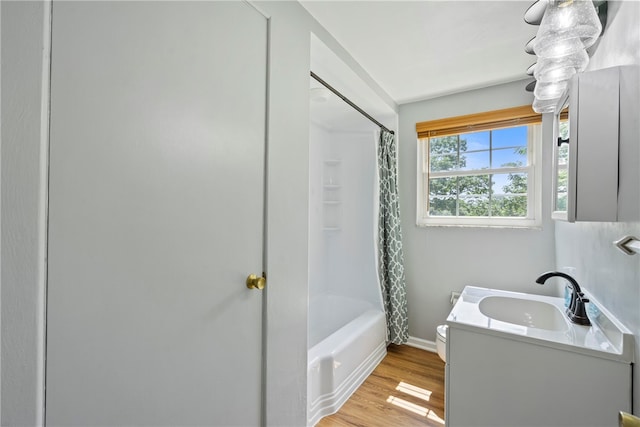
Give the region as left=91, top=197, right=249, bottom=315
left=533, top=97, right=558, bottom=113
left=566, top=0, right=603, bottom=49
left=534, top=79, right=568, bottom=100
left=534, top=36, right=584, bottom=59
left=534, top=49, right=589, bottom=83
left=533, top=0, right=602, bottom=59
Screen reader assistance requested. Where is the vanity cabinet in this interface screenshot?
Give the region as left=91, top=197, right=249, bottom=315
left=445, top=326, right=632, bottom=427
left=553, top=65, right=639, bottom=222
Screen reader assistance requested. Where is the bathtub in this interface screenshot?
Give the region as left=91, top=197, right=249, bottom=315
left=307, top=295, right=387, bottom=426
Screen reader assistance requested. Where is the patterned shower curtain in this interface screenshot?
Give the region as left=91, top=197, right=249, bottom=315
left=377, top=130, right=409, bottom=345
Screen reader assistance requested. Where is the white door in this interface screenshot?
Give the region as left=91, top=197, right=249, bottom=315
left=46, top=2, right=267, bottom=425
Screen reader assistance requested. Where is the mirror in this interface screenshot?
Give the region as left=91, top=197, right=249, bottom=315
left=552, top=92, right=570, bottom=219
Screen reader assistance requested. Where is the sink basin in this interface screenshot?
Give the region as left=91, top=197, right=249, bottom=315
left=479, top=295, right=569, bottom=331
left=447, top=286, right=634, bottom=364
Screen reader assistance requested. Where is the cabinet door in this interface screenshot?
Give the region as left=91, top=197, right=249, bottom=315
left=553, top=66, right=640, bottom=222
left=46, top=2, right=267, bottom=425
left=447, top=327, right=632, bottom=427
left=567, top=67, right=620, bottom=222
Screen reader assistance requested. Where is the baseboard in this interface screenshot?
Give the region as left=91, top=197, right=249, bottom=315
left=405, top=336, right=437, bottom=353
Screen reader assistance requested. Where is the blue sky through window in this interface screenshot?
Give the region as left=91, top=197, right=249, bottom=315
left=459, top=126, right=527, bottom=172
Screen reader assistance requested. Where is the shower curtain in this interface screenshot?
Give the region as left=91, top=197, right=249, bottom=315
left=377, top=130, right=408, bottom=345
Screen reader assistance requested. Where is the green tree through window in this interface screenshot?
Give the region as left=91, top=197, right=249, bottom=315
left=427, top=127, right=530, bottom=219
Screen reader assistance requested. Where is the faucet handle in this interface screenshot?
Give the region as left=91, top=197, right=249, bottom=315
left=576, top=292, right=589, bottom=303
left=567, top=298, right=591, bottom=326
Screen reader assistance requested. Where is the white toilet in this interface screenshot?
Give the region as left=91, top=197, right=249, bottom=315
left=437, top=291, right=460, bottom=362
left=436, top=324, right=447, bottom=362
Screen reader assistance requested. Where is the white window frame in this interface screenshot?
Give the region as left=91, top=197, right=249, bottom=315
left=416, top=124, right=542, bottom=229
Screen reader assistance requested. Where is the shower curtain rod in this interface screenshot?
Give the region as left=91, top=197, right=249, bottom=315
left=310, top=71, right=394, bottom=135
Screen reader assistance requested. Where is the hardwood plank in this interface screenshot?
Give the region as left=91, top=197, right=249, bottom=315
left=316, top=345, right=445, bottom=427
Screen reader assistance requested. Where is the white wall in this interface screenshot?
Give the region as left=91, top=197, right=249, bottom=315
left=1, top=1, right=50, bottom=425
left=0, top=2, right=397, bottom=426
left=398, top=80, right=557, bottom=342
left=554, top=0, right=640, bottom=413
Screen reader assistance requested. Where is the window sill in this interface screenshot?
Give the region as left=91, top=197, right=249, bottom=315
left=416, top=220, right=542, bottom=230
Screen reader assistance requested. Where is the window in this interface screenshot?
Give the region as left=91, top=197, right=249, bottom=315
left=416, top=106, right=542, bottom=228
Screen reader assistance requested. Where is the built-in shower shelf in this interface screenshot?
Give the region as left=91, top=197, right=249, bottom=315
left=322, top=159, right=342, bottom=229
left=323, top=160, right=341, bottom=187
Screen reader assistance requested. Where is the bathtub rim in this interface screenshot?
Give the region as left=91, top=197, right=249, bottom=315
left=307, top=308, right=387, bottom=426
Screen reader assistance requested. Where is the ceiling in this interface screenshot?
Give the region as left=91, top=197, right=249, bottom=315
left=301, top=1, right=538, bottom=105
left=309, top=33, right=398, bottom=132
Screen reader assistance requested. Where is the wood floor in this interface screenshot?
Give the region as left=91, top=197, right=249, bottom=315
left=317, top=345, right=446, bottom=427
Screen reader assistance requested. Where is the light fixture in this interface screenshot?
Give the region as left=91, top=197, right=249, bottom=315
left=534, top=0, right=602, bottom=58
left=532, top=97, right=558, bottom=113
left=533, top=49, right=588, bottom=82
left=534, top=79, right=569, bottom=100
left=534, top=35, right=584, bottom=59
left=523, top=0, right=607, bottom=113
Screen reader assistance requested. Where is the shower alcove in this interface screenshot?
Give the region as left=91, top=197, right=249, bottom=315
left=307, top=35, right=397, bottom=426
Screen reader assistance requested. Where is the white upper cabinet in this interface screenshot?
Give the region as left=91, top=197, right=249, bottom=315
left=552, top=65, right=639, bottom=222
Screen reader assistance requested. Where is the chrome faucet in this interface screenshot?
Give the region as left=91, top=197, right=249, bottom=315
left=535, top=271, right=591, bottom=326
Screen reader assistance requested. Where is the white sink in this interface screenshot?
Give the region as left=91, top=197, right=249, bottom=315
left=447, top=286, right=634, bottom=363
left=478, top=295, right=569, bottom=331
left=445, top=286, right=634, bottom=427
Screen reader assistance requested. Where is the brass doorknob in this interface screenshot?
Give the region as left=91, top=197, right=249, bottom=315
left=246, top=274, right=266, bottom=290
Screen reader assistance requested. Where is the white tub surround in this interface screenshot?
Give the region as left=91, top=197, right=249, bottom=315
left=307, top=36, right=396, bottom=426
left=307, top=122, right=388, bottom=425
